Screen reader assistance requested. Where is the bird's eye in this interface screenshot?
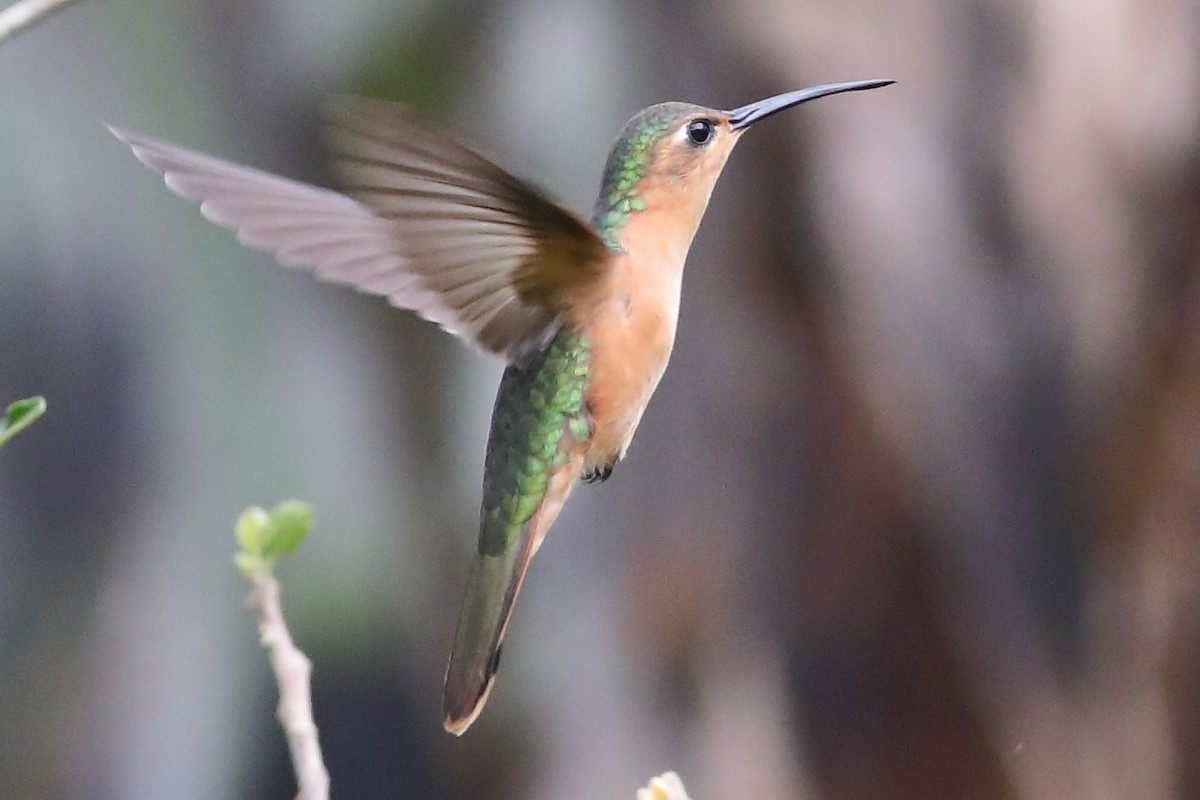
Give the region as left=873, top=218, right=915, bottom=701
left=686, top=118, right=715, bottom=146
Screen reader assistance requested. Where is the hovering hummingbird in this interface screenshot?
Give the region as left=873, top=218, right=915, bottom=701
left=111, top=77, right=892, bottom=734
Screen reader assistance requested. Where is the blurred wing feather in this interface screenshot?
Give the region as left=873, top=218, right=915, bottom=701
left=111, top=103, right=608, bottom=363
left=324, top=98, right=608, bottom=354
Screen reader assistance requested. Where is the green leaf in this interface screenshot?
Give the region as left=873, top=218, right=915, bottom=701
left=233, top=551, right=266, bottom=580
left=263, top=500, right=313, bottom=560
left=0, top=396, right=46, bottom=448
left=234, top=500, right=314, bottom=582
left=236, top=506, right=272, bottom=555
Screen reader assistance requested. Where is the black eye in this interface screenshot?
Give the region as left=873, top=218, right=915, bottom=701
left=686, top=118, right=715, bottom=146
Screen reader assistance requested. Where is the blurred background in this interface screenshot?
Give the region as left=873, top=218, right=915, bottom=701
left=2, top=0, right=1199, bottom=797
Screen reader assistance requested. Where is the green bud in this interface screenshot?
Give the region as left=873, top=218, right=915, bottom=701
left=233, top=551, right=266, bottom=580
left=262, top=500, right=314, bottom=560
left=236, top=506, right=271, bottom=554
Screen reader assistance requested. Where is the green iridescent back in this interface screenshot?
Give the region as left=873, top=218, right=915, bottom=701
left=592, top=102, right=705, bottom=249
left=478, top=328, right=592, bottom=554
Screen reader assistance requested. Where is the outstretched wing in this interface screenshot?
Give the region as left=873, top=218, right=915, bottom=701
left=111, top=102, right=607, bottom=363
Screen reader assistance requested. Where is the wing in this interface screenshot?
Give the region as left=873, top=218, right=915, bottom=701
left=110, top=104, right=607, bottom=363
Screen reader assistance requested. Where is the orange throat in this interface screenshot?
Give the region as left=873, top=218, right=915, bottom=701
left=572, top=176, right=720, bottom=470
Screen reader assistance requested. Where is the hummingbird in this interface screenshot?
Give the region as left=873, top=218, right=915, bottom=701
left=111, top=77, right=892, bottom=735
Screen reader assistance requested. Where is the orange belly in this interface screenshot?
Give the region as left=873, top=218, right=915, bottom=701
left=567, top=175, right=706, bottom=474
left=574, top=254, right=682, bottom=471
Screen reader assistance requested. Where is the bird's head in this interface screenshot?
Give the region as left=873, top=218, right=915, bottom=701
left=593, top=79, right=893, bottom=251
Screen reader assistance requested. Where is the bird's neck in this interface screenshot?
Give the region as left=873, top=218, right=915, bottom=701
left=594, top=170, right=715, bottom=277
left=592, top=111, right=681, bottom=250
left=593, top=166, right=653, bottom=251
left=578, top=175, right=715, bottom=350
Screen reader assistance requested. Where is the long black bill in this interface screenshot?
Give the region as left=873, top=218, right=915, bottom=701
left=727, top=79, right=894, bottom=131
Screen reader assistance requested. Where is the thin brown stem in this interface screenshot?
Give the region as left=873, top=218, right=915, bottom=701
left=0, top=0, right=85, bottom=46
left=246, top=574, right=330, bottom=800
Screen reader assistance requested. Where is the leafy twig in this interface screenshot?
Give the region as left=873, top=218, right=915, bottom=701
left=0, top=0, right=86, bottom=46
left=235, top=501, right=329, bottom=800
left=0, top=396, right=45, bottom=448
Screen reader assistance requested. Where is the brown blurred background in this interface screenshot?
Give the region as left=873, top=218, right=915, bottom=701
left=1, top=0, right=1198, bottom=798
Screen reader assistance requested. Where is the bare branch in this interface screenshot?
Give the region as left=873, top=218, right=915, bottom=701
left=246, top=573, right=330, bottom=800
left=0, top=0, right=85, bottom=46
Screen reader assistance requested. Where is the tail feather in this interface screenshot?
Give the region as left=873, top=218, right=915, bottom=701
left=442, top=527, right=536, bottom=734
left=443, top=326, right=590, bottom=734
left=442, top=462, right=578, bottom=735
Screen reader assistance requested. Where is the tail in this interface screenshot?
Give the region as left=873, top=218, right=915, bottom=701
left=441, top=521, right=535, bottom=735
left=444, top=327, right=591, bottom=734
left=442, top=477, right=574, bottom=735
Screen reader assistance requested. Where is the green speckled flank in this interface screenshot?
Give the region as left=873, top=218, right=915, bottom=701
left=592, top=102, right=703, bottom=249
left=478, top=328, right=591, bottom=555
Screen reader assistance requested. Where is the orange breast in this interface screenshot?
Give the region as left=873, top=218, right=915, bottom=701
left=571, top=192, right=696, bottom=470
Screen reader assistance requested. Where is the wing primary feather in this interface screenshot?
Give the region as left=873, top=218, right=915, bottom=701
left=345, top=186, right=524, bottom=218
left=329, top=139, right=507, bottom=198
left=111, top=108, right=608, bottom=365
left=404, top=240, right=532, bottom=259
left=327, top=100, right=514, bottom=182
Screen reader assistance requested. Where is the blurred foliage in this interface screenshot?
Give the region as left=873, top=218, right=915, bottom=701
left=235, top=500, right=315, bottom=579
left=350, top=0, right=486, bottom=113
left=0, top=395, right=45, bottom=448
